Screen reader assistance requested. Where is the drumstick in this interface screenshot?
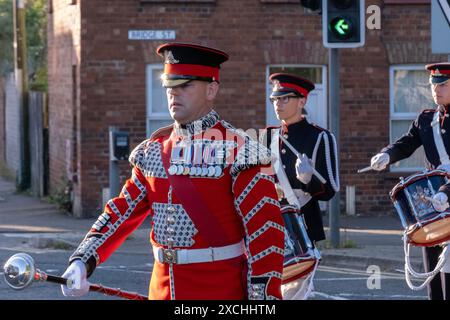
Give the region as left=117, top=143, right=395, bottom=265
left=357, top=166, right=373, bottom=174
left=278, top=135, right=327, bottom=184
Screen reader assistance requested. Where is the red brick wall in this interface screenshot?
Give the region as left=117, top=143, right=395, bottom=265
left=0, top=77, right=5, bottom=164
left=74, top=0, right=328, bottom=216
left=47, top=1, right=81, bottom=213
left=0, top=77, right=5, bottom=163
left=48, top=0, right=448, bottom=217
left=340, top=0, right=447, bottom=215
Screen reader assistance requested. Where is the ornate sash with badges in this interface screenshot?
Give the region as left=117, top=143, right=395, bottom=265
left=168, top=139, right=236, bottom=178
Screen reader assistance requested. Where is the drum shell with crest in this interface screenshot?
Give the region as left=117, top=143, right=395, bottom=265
left=390, top=169, right=450, bottom=246
left=281, top=205, right=319, bottom=284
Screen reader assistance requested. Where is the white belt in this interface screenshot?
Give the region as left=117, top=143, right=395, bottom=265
left=153, top=240, right=245, bottom=265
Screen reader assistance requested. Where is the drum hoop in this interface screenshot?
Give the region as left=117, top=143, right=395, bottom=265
left=281, top=204, right=301, bottom=214
left=406, top=211, right=450, bottom=230
left=406, top=212, right=450, bottom=246
left=390, top=169, right=450, bottom=200
left=284, top=256, right=316, bottom=265
left=282, top=261, right=317, bottom=284
left=284, top=247, right=319, bottom=265
left=408, top=232, right=450, bottom=247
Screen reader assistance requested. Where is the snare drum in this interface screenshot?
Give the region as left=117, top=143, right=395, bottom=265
left=281, top=205, right=320, bottom=284
left=390, top=169, right=450, bottom=246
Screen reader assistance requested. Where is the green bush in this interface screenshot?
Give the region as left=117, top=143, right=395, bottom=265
left=48, top=177, right=72, bottom=213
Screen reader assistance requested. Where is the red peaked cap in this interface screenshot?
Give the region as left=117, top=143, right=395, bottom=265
left=426, top=62, right=450, bottom=85
left=156, top=43, right=229, bottom=88
left=269, top=73, right=315, bottom=98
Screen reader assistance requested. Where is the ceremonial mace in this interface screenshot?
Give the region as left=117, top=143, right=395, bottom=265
left=3, top=253, right=148, bottom=300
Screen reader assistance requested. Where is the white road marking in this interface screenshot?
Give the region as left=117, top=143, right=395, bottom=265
left=97, top=266, right=150, bottom=274
left=315, top=277, right=405, bottom=281
left=338, top=293, right=427, bottom=299
left=323, top=227, right=402, bottom=235
left=45, top=269, right=59, bottom=273
left=317, top=266, right=427, bottom=281
left=318, top=265, right=406, bottom=278
left=312, top=291, right=349, bottom=300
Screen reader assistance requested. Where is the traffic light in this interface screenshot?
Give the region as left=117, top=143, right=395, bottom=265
left=300, top=0, right=322, bottom=12
left=322, top=0, right=365, bottom=48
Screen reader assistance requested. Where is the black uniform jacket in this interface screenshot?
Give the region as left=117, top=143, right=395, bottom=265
left=261, top=118, right=338, bottom=242
left=381, top=106, right=450, bottom=197
left=382, top=107, right=450, bottom=168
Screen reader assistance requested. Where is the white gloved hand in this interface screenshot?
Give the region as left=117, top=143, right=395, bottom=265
left=370, top=153, right=390, bottom=171
left=61, top=260, right=90, bottom=297
left=437, top=163, right=450, bottom=173
left=431, top=192, right=450, bottom=212
left=295, top=154, right=314, bottom=184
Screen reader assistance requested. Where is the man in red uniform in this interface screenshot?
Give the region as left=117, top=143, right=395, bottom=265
left=60, top=43, right=285, bottom=300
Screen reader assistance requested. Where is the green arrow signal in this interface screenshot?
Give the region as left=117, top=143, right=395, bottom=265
left=335, top=19, right=350, bottom=35
left=329, top=16, right=353, bottom=39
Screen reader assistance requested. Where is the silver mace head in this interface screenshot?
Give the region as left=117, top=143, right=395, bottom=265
left=3, top=253, right=37, bottom=290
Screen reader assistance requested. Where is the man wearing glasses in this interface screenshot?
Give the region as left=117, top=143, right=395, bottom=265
left=260, top=73, right=340, bottom=298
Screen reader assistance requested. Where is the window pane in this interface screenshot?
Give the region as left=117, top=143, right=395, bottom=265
left=393, top=69, right=433, bottom=114
left=151, top=68, right=168, bottom=114
left=148, top=118, right=173, bottom=136
left=390, top=120, right=426, bottom=170
left=269, top=67, right=322, bottom=84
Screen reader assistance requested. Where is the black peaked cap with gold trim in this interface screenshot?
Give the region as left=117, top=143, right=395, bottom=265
left=156, top=43, right=229, bottom=88
left=426, top=62, right=450, bottom=85
left=269, top=73, right=315, bottom=98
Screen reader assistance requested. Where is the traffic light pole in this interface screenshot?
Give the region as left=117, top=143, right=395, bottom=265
left=109, top=126, right=120, bottom=199
left=328, top=48, right=340, bottom=248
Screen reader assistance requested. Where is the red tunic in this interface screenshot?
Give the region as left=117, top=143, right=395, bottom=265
left=69, top=111, right=285, bottom=300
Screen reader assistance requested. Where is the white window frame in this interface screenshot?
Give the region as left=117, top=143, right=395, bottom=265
left=265, top=64, right=327, bottom=128
left=146, top=64, right=171, bottom=137
left=389, top=64, right=429, bottom=172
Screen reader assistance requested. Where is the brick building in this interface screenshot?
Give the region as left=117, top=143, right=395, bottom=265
left=0, top=77, right=5, bottom=164
left=47, top=0, right=448, bottom=218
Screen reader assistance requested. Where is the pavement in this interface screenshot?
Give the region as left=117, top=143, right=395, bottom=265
left=0, top=175, right=426, bottom=274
